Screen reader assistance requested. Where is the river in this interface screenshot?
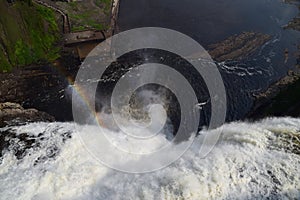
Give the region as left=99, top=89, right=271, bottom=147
left=117, top=0, right=300, bottom=120
left=1, top=1, right=300, bottom=199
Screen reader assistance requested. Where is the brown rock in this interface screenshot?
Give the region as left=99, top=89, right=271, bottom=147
left=208, top=32, right=271, bottom=62
left=0, top=102, right=55, bottom=127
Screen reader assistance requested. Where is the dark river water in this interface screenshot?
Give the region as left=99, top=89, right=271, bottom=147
left=116, top=0, right=300, bottom=121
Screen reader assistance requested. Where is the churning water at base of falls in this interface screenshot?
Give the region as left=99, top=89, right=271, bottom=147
left=0, top=117, right=300, bottom=199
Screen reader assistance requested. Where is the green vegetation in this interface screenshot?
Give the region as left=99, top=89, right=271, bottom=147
left=72, top=25, right=86, bottom=32
left=0, top=1, right=60, bottom=72
left=68, top=1, right=79, bottom=10
left=56, top=0, right=111, bottom=32
left=95, top=0, right=111, bottom=15
left=14, top=40, right=33, bottom=66
left=69, top=11, right=107, bottom=31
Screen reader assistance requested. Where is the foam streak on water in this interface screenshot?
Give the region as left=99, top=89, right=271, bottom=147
left=0, top=117, right=300, bottom=199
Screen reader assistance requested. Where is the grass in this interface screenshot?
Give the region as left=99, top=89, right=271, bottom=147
left=72, top=26, right=86, bottom=32
left=69, top=12, right=90, bottom=21
left=95, top=0, right=111, bottom=14
left=36, top=4, right=59, bottom=31
left=56, top=0, right=111, bottom=31
left=0, top=1, right=60, bottom=72
left=69, top=12, right=107, bottom=31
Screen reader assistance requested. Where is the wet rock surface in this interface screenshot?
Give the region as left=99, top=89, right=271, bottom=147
left=208, top=32, right=271, bottom=62
left=0, top=29, right=295, bottom=125
left=284, top=0, right=300, bottom=31
left=0, top=102, right=55, bottom=127
left=248, top=74, right=300, bottom=118
left=0, top=53, right=80, bottom=121
left=248, top=0, right=300, bottom=119
left=0, top=122, right=72, bottom=163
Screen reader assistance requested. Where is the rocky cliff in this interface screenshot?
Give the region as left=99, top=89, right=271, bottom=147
left=0, top=0, right=61, bottom=72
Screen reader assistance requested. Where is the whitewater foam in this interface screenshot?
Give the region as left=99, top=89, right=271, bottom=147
left=0, top=117, right=299, bottom=199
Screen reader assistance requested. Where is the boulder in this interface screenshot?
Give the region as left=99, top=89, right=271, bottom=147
left=0, top=102, right=55, bottom=127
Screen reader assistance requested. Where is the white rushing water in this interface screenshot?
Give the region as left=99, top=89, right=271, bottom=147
left=0, top=117, right=299, bottom=200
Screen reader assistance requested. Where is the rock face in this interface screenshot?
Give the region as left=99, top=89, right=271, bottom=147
left=0, top=55, right=79, bottom=121
left=284, top=1, right=300, bottom=31
left=0, top=0, right=60, bottom=72
left=248, top=74, right=300, bottom=119
left=253, top=71, right=300, bottom=99
left=0, top=102, right=55, bottom=127
left=208, top=32, right=271, bottom=62
left=248, top=48, right=300, bottom=119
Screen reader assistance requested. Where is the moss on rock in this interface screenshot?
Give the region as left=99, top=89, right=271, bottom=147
left=0, top=1, right=61, bottom=72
